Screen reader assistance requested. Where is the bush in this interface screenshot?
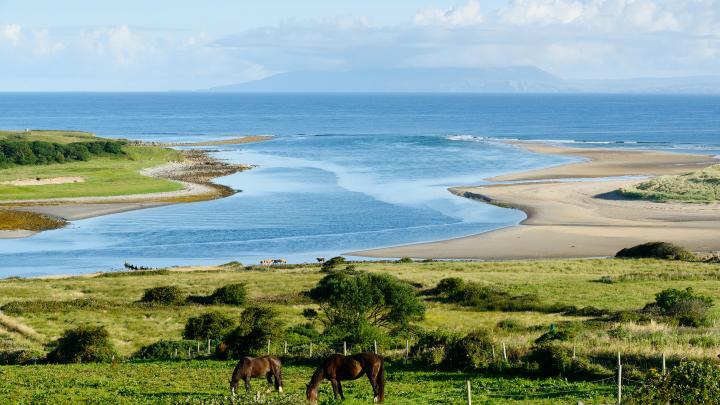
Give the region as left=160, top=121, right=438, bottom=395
left=398, top=257, right=413, bottom=263
left=133, top=340, right=200, bottom=360
left=433, top=279, right=569, bottom=313
left=627, top=360, right=720, bottom=405
left=320, top=256, right=346, bottom=271
left=140, top=286, right=185, bottom=305
left=616, top=242, right=695, bottom=261
left=524, top=343, right=611, bottom=380
left=221, top=306, right=283, bottom=358
left=183, top=312, right=235, bottom=340
left=46, top=325, right=117, bottom=364
left=412, top=329, right=462, bottom=366
left=644, top=287, right=713, bottom=327
left=495, top=318, right=524, bottom=331
left=0, top=350, right=34, bottom=365
left=444, top=329, right=494, bottom=369
left=209, top=283, right=247, bottom=305
left=436, top=277, right=465, bottom=299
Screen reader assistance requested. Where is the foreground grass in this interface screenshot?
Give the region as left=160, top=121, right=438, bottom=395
left=1, top=259, right=719, bottom=360
left=0, top=361, right=616, bottom=404
left=0, top=146, right=183, bottom=201
left=620, top=164, right=720, bottom=202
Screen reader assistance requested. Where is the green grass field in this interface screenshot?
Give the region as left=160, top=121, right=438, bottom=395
left=620, top=164, right=720, bottom=202
left=0, top=129, right=99, bottom=144
left=0, top=145, right=184, bottom=201
left=0, top=258, right=717, bottom=403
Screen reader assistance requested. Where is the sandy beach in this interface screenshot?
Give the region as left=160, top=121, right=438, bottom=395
left=353, top=143, right=720, bottom=260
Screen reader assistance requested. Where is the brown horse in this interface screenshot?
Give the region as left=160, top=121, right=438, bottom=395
left=230, top=356, right=283, bottom=395
left=306, top=352, right=385, bottom=403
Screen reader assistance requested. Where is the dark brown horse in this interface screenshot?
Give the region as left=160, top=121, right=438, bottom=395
left=230, top=356, right=283, bottom=395
left=306, top=352, right=385, bottom=403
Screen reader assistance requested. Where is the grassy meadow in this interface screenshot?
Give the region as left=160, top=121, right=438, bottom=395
left=0, top=129, right=99, bottom=144
left=0, top=258, right=719, bottom=403
left=0, top=145, right=184, bottom=201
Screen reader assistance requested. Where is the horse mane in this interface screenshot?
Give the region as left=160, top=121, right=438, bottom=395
left=230, top=359, right=244, bottom=383
left=307, top=364, right=325, bottom=395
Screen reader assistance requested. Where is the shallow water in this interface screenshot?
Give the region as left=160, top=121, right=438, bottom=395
left=0, top=94, right=719, bottom=277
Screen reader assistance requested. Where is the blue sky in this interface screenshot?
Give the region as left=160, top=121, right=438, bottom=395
left=1, top=0, right=718, bottom=90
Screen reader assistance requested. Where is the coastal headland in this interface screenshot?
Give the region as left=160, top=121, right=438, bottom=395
left=0, top=131, right=272, bottom=238
left=353, top=142, right=720, bottom=260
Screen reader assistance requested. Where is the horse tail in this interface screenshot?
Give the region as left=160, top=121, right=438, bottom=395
left=376, top=357, right=385, bottom=402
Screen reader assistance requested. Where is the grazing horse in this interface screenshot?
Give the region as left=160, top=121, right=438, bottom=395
left=316, top=257, right=325, bottom=264
left=306, top=352, right=385, bottom=404
left=272, top=259, right=287, bottom=265
left=230, top=356, right=283, bottom=395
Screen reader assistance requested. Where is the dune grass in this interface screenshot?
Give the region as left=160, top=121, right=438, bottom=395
left=0, top=146, right=184, bottom=201
left=620, top=164, right=720, bottom=202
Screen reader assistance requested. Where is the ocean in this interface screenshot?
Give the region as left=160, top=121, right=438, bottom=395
left=1, top=93, right=719, bottom=277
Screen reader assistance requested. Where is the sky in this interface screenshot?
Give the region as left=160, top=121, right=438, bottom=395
left=0, top=0, right=719, bottom=91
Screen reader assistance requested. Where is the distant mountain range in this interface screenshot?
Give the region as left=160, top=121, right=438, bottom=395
left=206, top=66, right=720, bottom=94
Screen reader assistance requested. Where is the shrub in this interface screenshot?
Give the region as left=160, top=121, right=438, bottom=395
left=209, top=283, right=247, bottom=305
left=46, top=325, right=117, bottom=364
left=133, top=340, right=199, bottom=360
left=563, top=306, right=611, bottom=317
left=301, top=308, right=318, bottom=319
left=320, top=256, right=346, bottom=271
left=183, top=312, right=235, bottom=340
left=444, top=329, right=494, bottom=369
left=644, top=287, right=713, bottom=327
left=221, top=306, right=283, bottom=358
left=0, top=350, right=34, bottom=365
left=616, top=242, right=695, bottom=261
left=398, top=257, right=413, bottom=263
left=524, top=343, right=611, bottom=380
left=436, top=277, right=465, bottom=299
left=412, top=329, right=462, bottom=366
left=140, top=286, right=185, bottom=305
left=535, top=329, right=575, bottom=345
left=627, top=360, right=720, bottom=405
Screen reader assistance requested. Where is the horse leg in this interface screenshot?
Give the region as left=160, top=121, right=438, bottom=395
left=244, top=377, right=251, bottom=393
left=330, top=379, right=339, bottom=399
left=274, top=367, right=283, bottom=392
left=366, top=367, right=380, bottom=401
left=337, top=380, right=345, bottom=400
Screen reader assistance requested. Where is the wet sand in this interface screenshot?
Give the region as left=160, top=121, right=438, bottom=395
left=353, top=143, right=720, bottom=260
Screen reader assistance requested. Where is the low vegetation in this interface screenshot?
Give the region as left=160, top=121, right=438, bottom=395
left=0, top=209, right=66, bottom=231
left=620, top=164, right=720, bottom=202
left=45, top=325, right=117, bottom=364
left=140, top=286, right=186, bottom=305
left=616, top=241, right=696, bottom=261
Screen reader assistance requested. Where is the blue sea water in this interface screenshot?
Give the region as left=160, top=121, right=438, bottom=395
left=0, top=93, right=719, bottom=277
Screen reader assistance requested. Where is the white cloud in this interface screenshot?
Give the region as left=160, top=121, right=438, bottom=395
left=32, top=29, right=65, bottom=55
left=1, top=24, right=23, bottom=46
left=414, top=0, right=484, bottom=26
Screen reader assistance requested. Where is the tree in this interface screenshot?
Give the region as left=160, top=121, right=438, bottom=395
left=308, top=269, right=425, bottom=341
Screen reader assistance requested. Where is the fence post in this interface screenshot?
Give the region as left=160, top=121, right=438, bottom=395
left=208, top=339, right=211, bottom=354
left=188, top=347, right=191, bottom=359
left=662, top=352, right=666, bottom=375
left=284, top=341, right=288, bottom=355
left=309, top=342, right=313, bottom=358
left=466, top=380, right=472, bottom=405
left=174, top=348, right=178, bottom=358
left=617, top=352, right=622, bottom=405
left=405, top=339, right=409, bottom=360
left=197, top=341, right=200, bottom=353
left=502, top=342, right=507, bottom=362
left=267, top=339, right=271, bottom=355
left=572, top=345, right=576, bottom=360
left=343, top=341, right=347, bottom=356
left=491, top=345, right=495, bottom=361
